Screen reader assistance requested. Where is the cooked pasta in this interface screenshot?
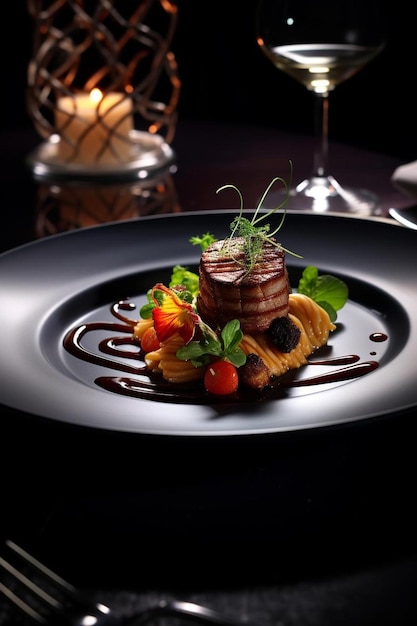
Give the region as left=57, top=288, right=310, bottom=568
left=288, top=293, right=336, bottom=349
left=133, top=317, right=154, bottom=339
left=240, top=293, right=336, bottom=377
left=145, top=332, right=205, bottom=383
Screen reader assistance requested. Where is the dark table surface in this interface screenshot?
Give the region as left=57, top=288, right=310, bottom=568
left=1, top=121, right=417, bottom=626
left=0, top=120, right=414, bottom=253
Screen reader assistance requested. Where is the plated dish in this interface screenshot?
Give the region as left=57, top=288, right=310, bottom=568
left=0, top=210, right=416, bottom=436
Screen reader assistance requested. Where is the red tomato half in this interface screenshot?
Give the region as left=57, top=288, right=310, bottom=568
left=204, top=360, right=239, bottom=395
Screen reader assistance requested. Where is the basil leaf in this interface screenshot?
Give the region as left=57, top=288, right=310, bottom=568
left=313, top=275, right=349, bottom=311
left=227, top=350, right=247, bottom=368
left=297, top=265, right=348, bottom=320
left=139, top=302, right=154, bottom=319
left=221, top=319, right=243, bottom=351
left=316, top=300, right=337, bottom=323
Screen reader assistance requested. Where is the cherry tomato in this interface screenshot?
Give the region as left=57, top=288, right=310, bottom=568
left=204, top=360, right=239, bottom=395
left=141, top=326, right=160, bottom=352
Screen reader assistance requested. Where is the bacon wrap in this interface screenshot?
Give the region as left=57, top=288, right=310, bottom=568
left=196, top=237, right=291, bottom=334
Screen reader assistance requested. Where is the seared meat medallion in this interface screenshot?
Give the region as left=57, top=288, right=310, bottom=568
left=197, top=237, right=291, bottom=334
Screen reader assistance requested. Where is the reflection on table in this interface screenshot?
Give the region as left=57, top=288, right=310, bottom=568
left=34, top=174, right=181, bottom=238
left=0, top=121, right=412, bottom=254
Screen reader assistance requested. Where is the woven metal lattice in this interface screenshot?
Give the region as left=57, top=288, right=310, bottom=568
left=26, top=0, right=180, bottom=164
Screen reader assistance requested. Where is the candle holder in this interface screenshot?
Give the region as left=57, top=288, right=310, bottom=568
left=26, top=0, right=180, bottom=181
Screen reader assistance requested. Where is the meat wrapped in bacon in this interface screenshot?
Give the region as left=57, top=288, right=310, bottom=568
left=197, top=237, right=291, bottom=334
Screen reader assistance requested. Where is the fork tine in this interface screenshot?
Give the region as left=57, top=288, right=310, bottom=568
left=0, top=540, right=78, bottom=624
left=0, top=578, right=45, bottom=623
left=1, top=541, right=256, bottom=626
left=0, top=555, right=50, bottom=623
left=6, top=540, right=76, bottom=594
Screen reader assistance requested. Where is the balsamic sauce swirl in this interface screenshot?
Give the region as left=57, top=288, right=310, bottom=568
left=63, top=299, right=384, bottom=405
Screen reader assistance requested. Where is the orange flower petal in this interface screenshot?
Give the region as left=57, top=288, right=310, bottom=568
left=151, top=283, right=200, bottom=344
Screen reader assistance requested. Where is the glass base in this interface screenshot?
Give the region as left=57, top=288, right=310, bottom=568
left=262, top=175, right=382, bottom=216
left=26, top=130, right=176, bottom=184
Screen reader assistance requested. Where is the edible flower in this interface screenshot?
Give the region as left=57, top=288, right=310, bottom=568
left=151, top=283, right=201, bottom=344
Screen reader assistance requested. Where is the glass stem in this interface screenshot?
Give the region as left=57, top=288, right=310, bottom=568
left=313, top=93, right=329, bottom=178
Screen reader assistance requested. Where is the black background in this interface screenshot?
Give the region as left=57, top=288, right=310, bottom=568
left=3, top=0, right=417, bottom=161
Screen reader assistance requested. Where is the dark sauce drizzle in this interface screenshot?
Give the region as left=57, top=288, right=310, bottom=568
left=370, top=332, right=388, bottom=342
left=63, top=299, right=381, bottom=405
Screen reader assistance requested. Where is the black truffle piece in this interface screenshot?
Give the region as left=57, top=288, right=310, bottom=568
left=267, top=316, right=301, bottom=353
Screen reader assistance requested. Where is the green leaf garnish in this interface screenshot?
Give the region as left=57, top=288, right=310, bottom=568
left=176, top=320, right=246, bottom=368
left=139, top=300, right=154, bottom=319
left=189, top=232, right=217, bottom=252
left=139, top=286, right=166, bottom=319
left=169, top=264, right=199, bottom=299
left=297, top=265, right=348, bottom=322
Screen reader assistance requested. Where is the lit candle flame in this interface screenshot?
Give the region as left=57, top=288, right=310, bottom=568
left=89, top=88, right=103, bottom=104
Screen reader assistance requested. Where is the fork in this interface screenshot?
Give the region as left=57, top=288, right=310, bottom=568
left=0, top=540, right=255, bottom=626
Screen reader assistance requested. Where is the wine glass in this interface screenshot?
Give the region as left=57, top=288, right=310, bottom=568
left=255, top=0, right=386, bottom=214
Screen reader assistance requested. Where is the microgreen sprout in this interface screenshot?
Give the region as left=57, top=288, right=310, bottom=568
left=215, top=163, right=302, bottom=272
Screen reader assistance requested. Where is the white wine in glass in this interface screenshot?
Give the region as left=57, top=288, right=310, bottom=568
left=256, top=0, right=387, bottom=214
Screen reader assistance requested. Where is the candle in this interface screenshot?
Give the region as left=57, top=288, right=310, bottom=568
left=55, top=89, right=134, bottom=166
